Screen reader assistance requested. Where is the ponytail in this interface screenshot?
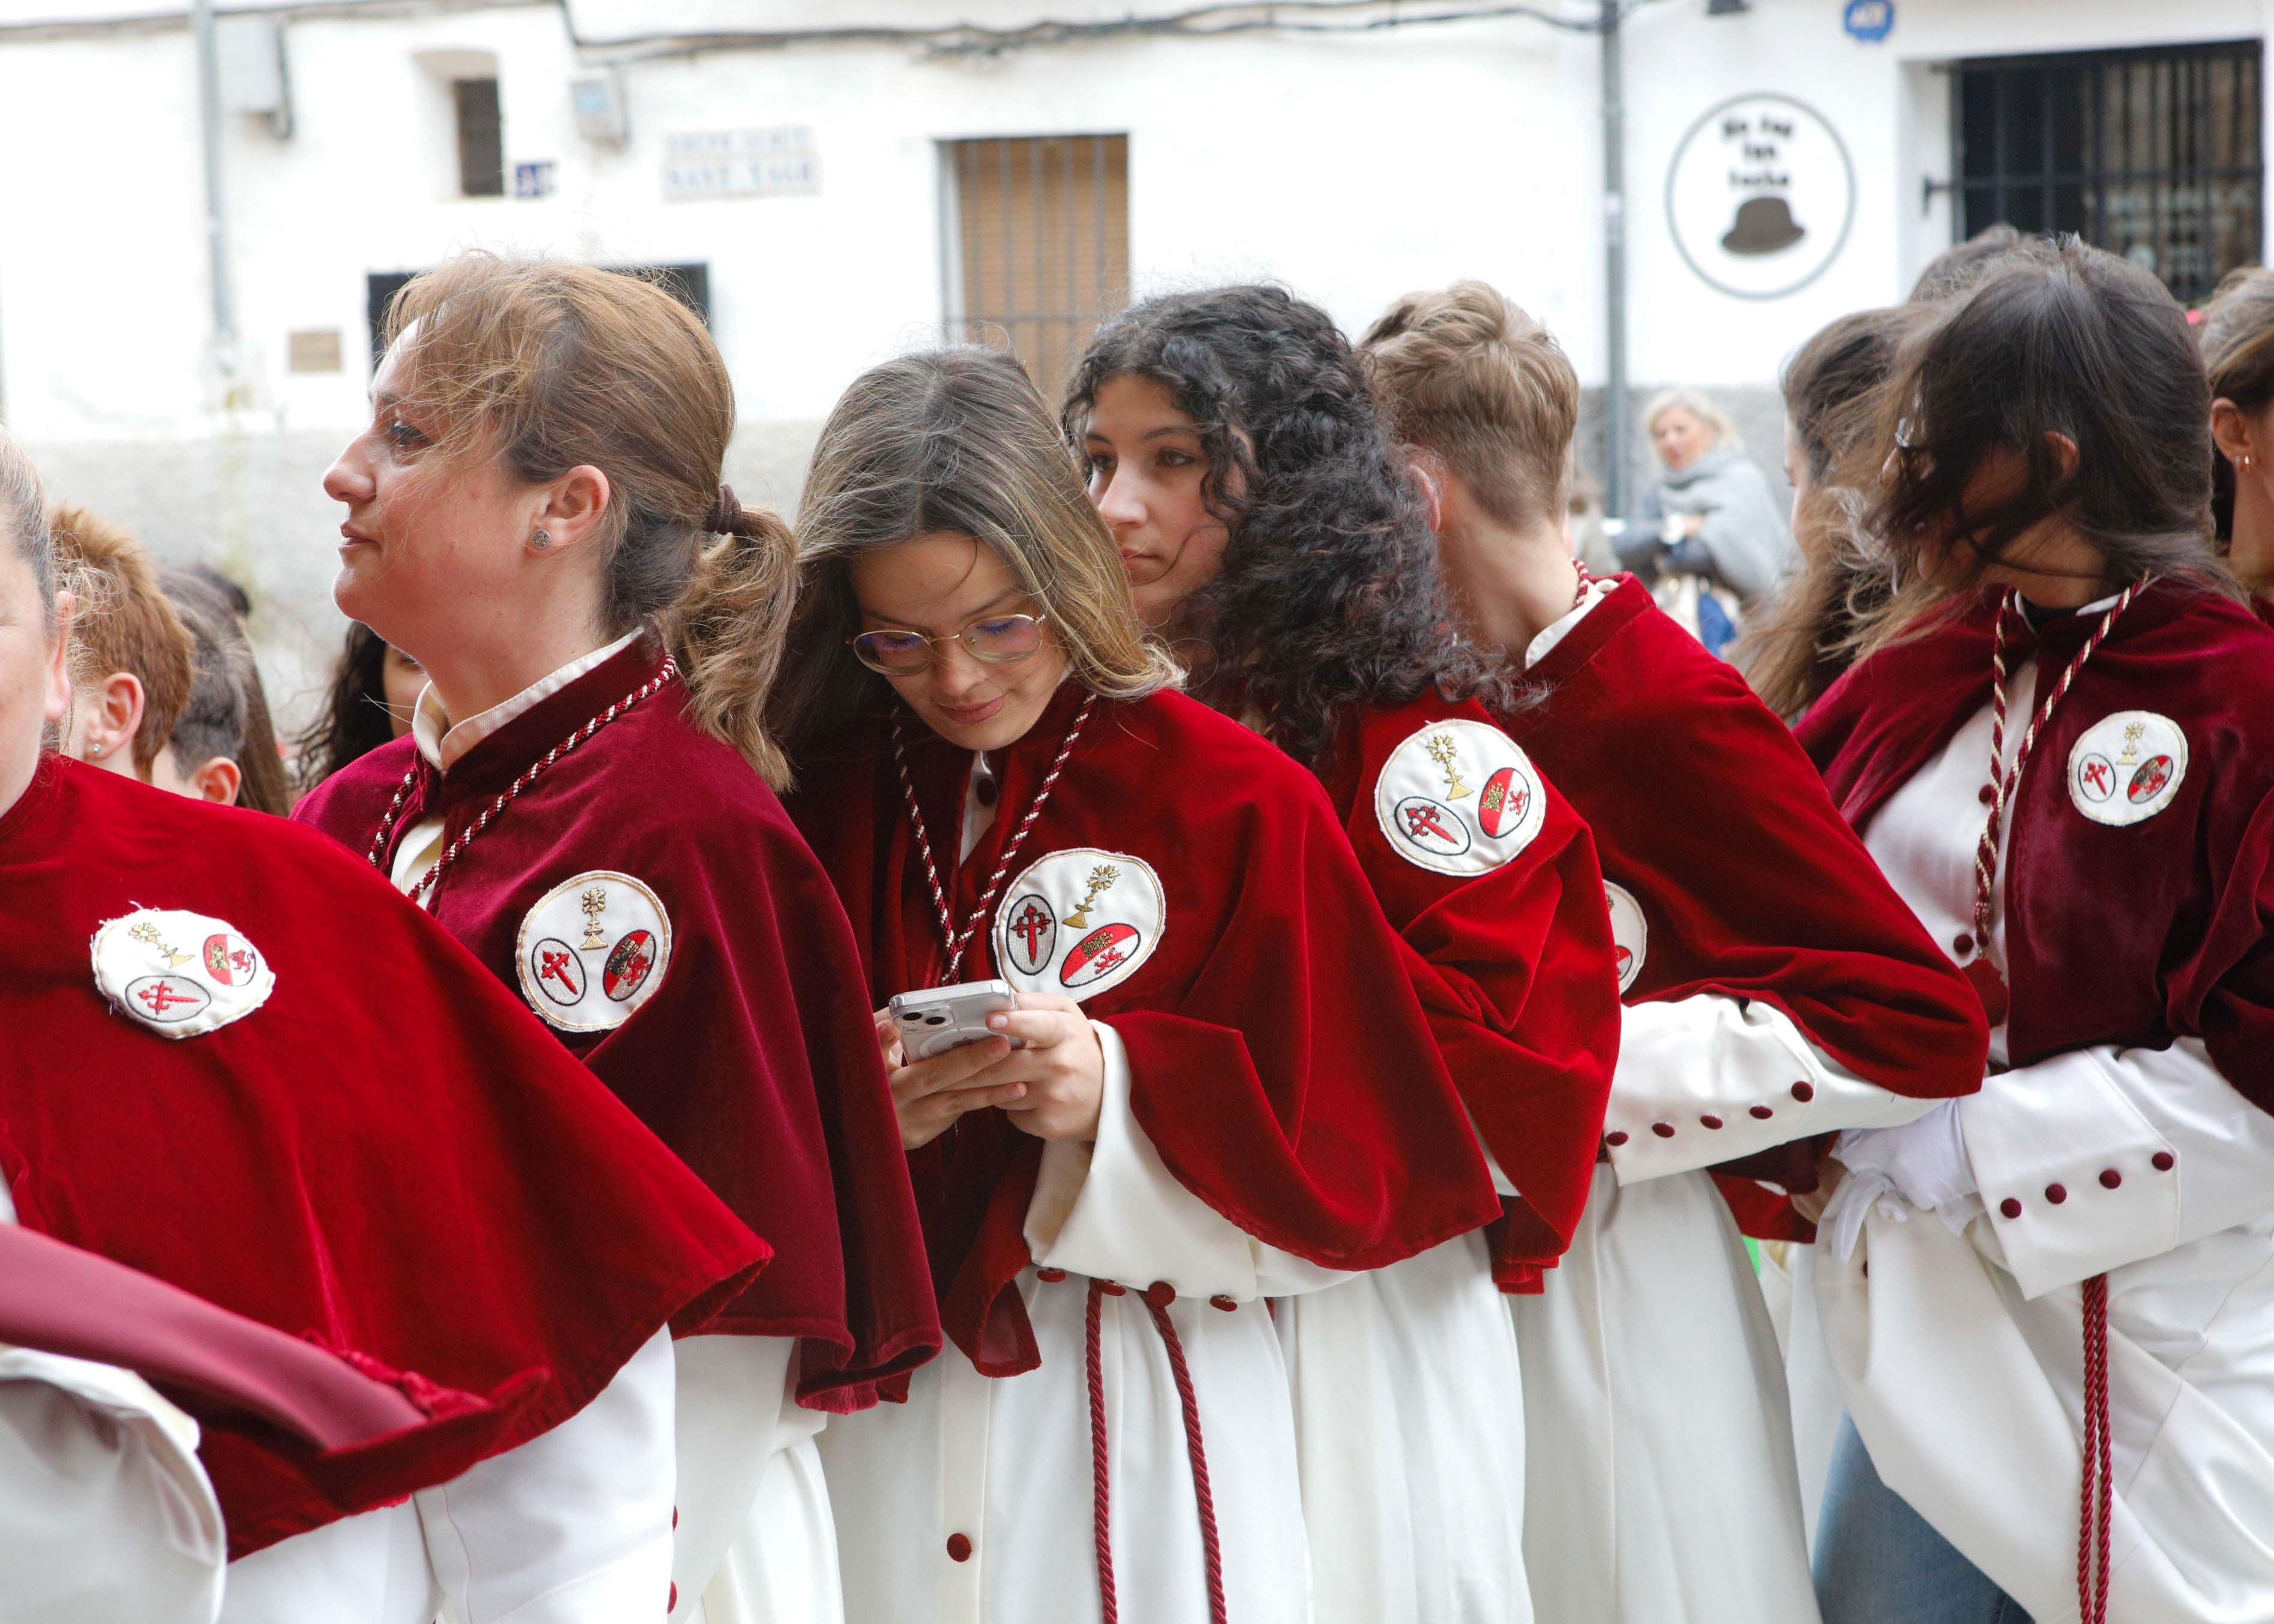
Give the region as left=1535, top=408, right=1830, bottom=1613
left=667, top=489, right=799, bottom=790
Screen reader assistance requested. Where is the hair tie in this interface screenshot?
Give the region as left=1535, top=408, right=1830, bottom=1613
left=707, top=484, right=742, bottom=536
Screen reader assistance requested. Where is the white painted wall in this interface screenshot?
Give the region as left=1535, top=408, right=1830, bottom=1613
left=0, top=0, right=2262, bottom=725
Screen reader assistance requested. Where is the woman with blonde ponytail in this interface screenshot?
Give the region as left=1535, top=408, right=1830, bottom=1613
left=295, top=254, right=938, bottom=1624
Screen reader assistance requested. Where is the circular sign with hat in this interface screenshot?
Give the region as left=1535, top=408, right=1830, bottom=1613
left=1666, top=93, right=1855, bottom=300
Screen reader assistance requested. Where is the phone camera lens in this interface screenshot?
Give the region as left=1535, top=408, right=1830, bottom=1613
left=924, top=1013, right=949, bottom=1025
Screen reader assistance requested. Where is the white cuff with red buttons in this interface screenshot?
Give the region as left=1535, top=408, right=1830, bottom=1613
left=1601, top=994, right=1934, bottom=1185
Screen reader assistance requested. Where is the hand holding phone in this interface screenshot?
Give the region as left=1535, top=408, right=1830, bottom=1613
left=887, top=979, right=1029, bottom=1061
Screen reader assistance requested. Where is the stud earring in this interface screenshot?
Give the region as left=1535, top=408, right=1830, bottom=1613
left=531, top=529, right=552, bottom=550
left=2243, top=455, right=2255, bottom=473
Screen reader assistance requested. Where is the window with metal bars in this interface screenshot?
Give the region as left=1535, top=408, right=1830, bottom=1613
left=454, top=77, right=504, bottom=199
left=941, top=136, right=1130, bottom=406
left=1951, top=41, right=2262, bottom=304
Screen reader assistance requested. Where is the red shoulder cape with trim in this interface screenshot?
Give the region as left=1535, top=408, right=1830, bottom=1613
left=1507, top=578, right=1990, bottom=1239
left=295, top=636, right=941, bottom=1411
left=1316, top=692, right=1621, bottom=1289
left=0, top=758, right=766, bottom=1557
left=787, top=685, right=1502, bottom=1377
left=1800, top=579, right=2274, bottom=1114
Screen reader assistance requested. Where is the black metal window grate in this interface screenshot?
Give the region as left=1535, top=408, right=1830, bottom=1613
left=454, top=77, right=504, bottom=199
left=1954, top=40, right=2262, bottom=304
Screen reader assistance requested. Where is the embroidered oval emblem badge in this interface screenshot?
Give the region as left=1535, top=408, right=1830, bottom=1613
left=992, top=849, right=1165, bottom=1005
left=514, top=870, right=673, bottom=1033
left=93, top=908, right=274, bottom=1039
left=2068, top=710, right=2187, bottom=827
left=1603, top=882, right=1648, bottom=996
left=1374, top=718, right=1549, bottom=877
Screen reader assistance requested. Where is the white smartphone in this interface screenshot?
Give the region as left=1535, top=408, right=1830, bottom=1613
left=887, top=979, right=1027, bottom=1061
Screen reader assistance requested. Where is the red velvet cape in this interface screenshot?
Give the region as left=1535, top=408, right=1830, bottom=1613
left=0, top=758, right=765, bottom=1556
left=1316, top=692, right=1621, bottom=1289
left=787, top=684, right=1503, bottom=1377
left=1507, top=578, right=1990, bottom=1239
left=1801, top=580, right=2274, bottom=1115
left=296, top=634, right=940, bottom=1411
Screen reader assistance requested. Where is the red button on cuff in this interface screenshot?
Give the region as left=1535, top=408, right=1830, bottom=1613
left=1977, top=784, right=1995, bottom=806
left=1953, top=933, right=1975, bottom=957
left=2000, top=1197, right=2023, bottom=1220
left=2152, top=1151, right=2176, bottom=1172
left=2046, top=1183, right=2068, bottom=1205
left=2099, top=1169, right=2122, bottom=1189
left=1099, top=1281, right=1127, bottom=1296
left=946, top=1533, right=973, bottom=1563
left=1750, top=1105, right=1774, bottom=1120
left=1790, top=1080, right=1816, bottom=1103
left=1700, top=1114, right=1724, bottom=1130
left=1144, top=1280, right=1177, bottom=1309
left=1036, top=1267, right=1067, bottom=1283
left=1651, top=1122, right=1676, bottom=1138
left=669, top=1584, right=679, bottom=1611
left=1604, top=1130, right=1630, bottom=1147
left=1210, top=1294, right=1238, bottom=1312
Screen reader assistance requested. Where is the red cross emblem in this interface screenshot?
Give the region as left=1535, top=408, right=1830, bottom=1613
left=1012, top=902, right=1051, bottom=958
left=137, top=980, right=199, bottom=1016
left=2080, top=757, right=2112, bottom=797
left=1403, top=803, right=1456, bottom=843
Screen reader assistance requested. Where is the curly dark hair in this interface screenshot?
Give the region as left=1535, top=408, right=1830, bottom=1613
left=293, top=621, right=399, bottom=793
left=1061, top=284, right=1508, bottom=769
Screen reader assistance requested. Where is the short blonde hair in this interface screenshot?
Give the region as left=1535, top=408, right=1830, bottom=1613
left=770, top=347, right=1178, bottom=761
left=50, top=505, right=196, bottom=775
left=1360, top=281, right=1579, bottom=531
left=1642, top=387, right=1741, bottom=457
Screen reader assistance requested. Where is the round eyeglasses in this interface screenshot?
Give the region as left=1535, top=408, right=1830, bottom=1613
left=849, top=611, right=1049, bottom=676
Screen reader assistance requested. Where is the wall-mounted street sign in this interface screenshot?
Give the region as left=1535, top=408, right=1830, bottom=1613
left=1843, top=0, right=1895, bottom=43
left=664, top=127, right=820, bottom=202
left=1665, top=92, right=1855, bottom=300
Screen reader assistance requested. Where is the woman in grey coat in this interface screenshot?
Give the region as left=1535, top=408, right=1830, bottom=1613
left=1619, top=390, right=1795, bottom=652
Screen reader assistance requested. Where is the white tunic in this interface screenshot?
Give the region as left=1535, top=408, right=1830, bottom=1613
left=397, top=643, right=835, bottom=1623
left=1801, top=646, right=2274, bottom=1622
left=1509, top=582, right=1933, bottom=1624
left=820, top=1014, right=1345, bottom=1624
left=1, top=1169, right=226, bottom=1623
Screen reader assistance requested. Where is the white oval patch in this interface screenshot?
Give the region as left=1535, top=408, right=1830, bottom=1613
left=514, top=870, right=673, bottom=1034
left=993, top=848, right=1164, bottom=1005
left=1603, top=882, right=1648, bottom=995
left=92, top=908, right=275, bottom=1040
left=1373, top=719, right=1547, bottom=878
left=2067, top=710, right=2188, bottom=827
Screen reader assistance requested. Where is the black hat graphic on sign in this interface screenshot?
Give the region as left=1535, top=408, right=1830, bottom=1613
left=1722, top=195, right=1805, bottom=256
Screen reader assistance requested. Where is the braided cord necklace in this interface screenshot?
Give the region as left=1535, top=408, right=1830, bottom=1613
left=892, top=694, right=1097, bottom=987
left=366, top=657, right=680, bottom=908
left=1961, top=582, right=2143, bottom=1025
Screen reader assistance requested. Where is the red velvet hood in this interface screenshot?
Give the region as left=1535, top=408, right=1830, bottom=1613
left=0, top=758, right=764, bottom=1557
left=1316, top=691, right=1621, bottom=1290
left=296, top=635, right=941, bottom=1411
left=788, top=685, right=1502, bottom=1377
left=1801, top=579, right=2274, bottom=1115
left=1509, top=578, right=1991, bottom=1238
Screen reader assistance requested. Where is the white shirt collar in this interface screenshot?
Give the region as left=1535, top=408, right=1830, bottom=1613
left=1523, top=575, right=1619, bottom=671
left=412, top=631, right=643, bottom=772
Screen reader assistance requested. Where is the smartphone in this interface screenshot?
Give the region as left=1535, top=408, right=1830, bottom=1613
left=887, top=979, right=1027, bottom=1061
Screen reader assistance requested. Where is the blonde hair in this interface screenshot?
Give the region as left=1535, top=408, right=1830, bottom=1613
left=382, top=253, right=797, bottom=787
left=50, top=504, right=197, bottom=775
left=1358, top=281, right=1579, bottom=531
left=770, top=347, right=1178, bottom=760
left=1642, top=387, right=1741, bottom=458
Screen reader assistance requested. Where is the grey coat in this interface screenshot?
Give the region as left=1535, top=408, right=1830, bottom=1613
left=1622, top=445, right=1795, bottom=604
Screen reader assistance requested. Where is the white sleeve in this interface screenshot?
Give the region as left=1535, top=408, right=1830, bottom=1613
left=1965, top=1037, right=2274, bottom=1299
left=1024, top=1022, right=1351, bottom=1299
left=1603, top=993, right=1937, bottom=1184
left=416, top=1325, right=677, bottom=1624
left=0, top=1347, right=225, bottom=1624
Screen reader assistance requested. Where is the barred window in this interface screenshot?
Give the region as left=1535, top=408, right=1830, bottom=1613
left=1952, top=40, right=2263, bottom=304
left=942, top=136, right=1130, bottom=405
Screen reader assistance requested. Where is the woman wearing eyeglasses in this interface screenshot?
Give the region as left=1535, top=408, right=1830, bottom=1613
left=773, top=347, right=1501, bottom=1624
left=292, top=256, right=939, bottom=1623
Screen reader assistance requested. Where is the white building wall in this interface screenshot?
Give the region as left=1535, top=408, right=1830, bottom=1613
left=0, top=0, right=2263, bottom=725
